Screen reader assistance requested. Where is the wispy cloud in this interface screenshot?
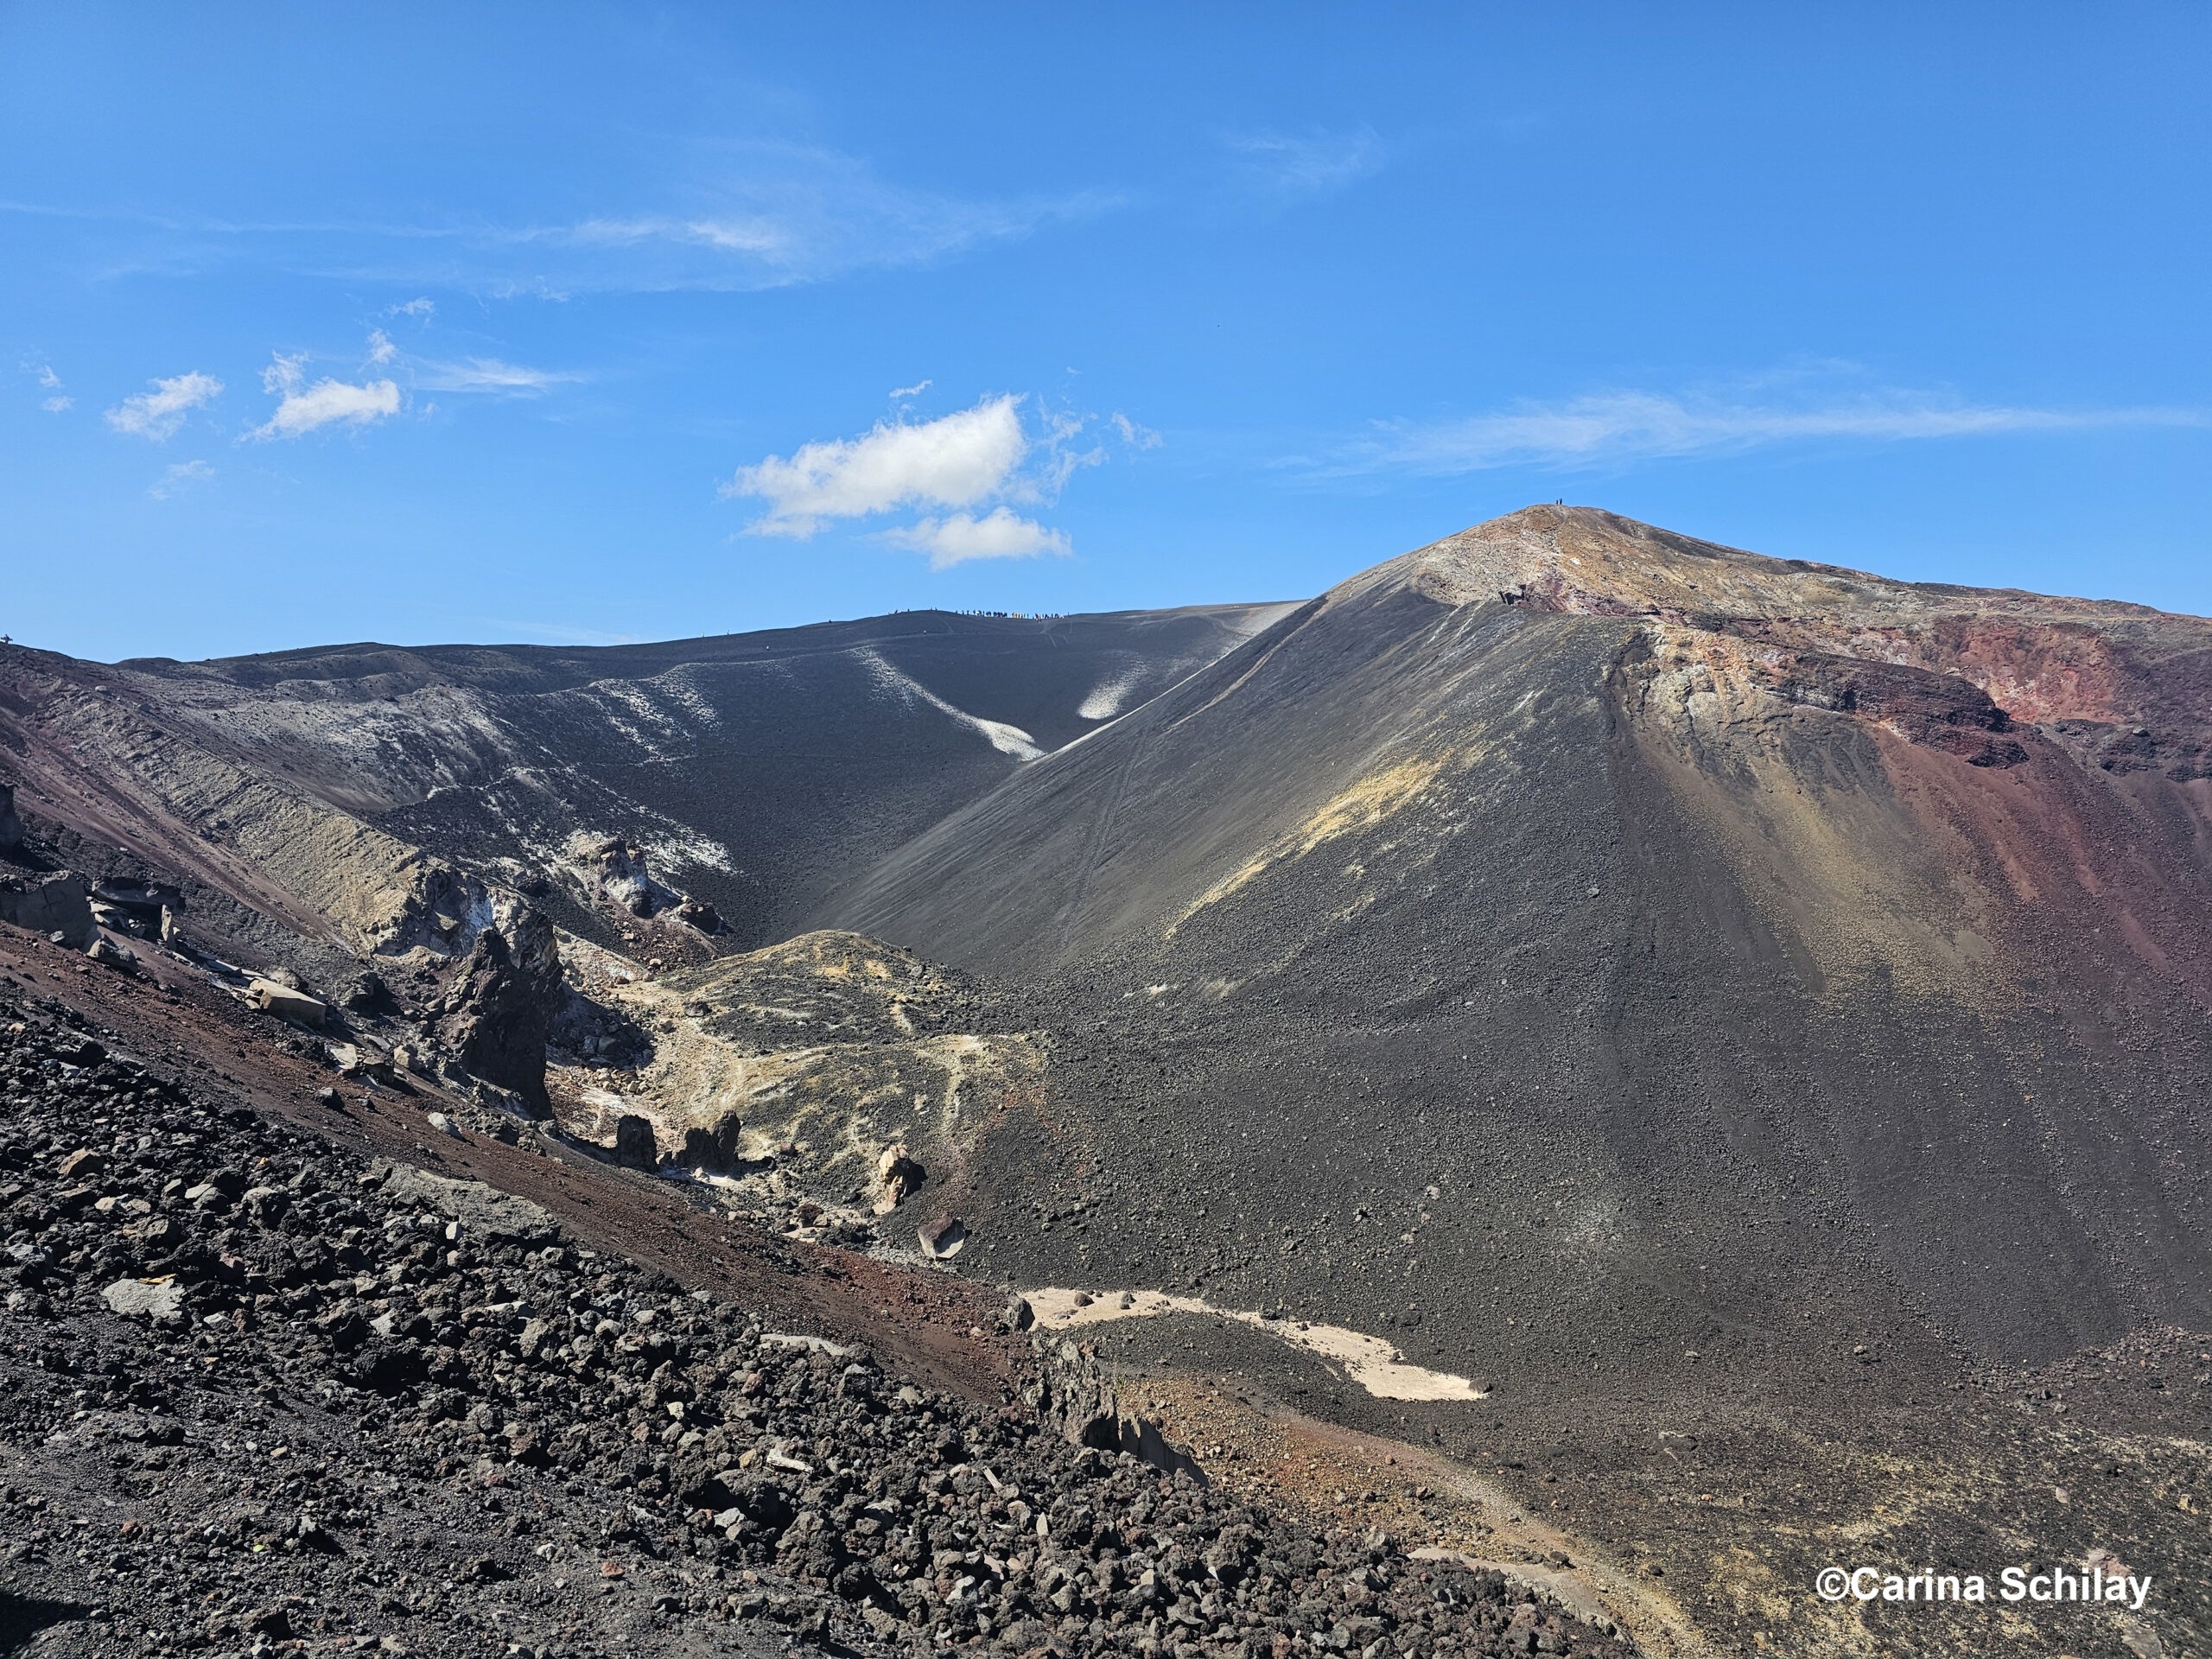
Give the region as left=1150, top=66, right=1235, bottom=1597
left=148, top=459, right=213, bottom=499
left=1111, top=411, right=1162, bottom=450
left=531, top=144, right=1114, bottom=290
left=414, top=357, right=578, bottom=395
left=4, top=141, right=1115, bottom=296
left=250, top=352, right=400, bottom=440
left=105, top=371, right=223, bottom=440
left=0, top=138, right=1106, bottom=301
left=882, top=508, right=1072, bottom=570
left=1225, top=127, right=1385, bottom=200
left=889, top=378, right=931, bottom=400
left=1330, top=385, right=2212, bottom=475
left=28, top=363, right=73, bottom=412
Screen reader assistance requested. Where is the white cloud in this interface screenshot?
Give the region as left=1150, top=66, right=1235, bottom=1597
left=1333, top=386, right=2212, bottom=475
left=251, top=353, right=401, bottom=439
left=726, top=391, right=1110, bottom=561
left=105, top=371, right=223, bottom=440
left=1227, top=127, right=1385, bottom=200
left=148, top=459, right=213, bottom=500
left=416, top=357, right=576, bottom=394
left=22, top=364, right=70, bottom=410
left=727, top=395, right=1030, bottom=537
left=889, top=378, right=931, bottom=400
left=365, top=328, right=397, bottom=365
left=388, top=297, right=435, bottom=317
left=1111, top=411, right=1162, bottom=449
left=882, top=508, right=1072, bottom=570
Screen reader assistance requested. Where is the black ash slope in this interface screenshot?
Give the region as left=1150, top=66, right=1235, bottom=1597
left=819, top=515, right=2212, bottom=1383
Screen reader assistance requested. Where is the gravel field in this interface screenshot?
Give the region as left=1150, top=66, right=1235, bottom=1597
left=0, top=993, right=1628, bottom=1659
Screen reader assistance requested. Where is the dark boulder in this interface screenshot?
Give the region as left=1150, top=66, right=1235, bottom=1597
left=676, top=1115, right=744, bottom=1171
left=340, top=971, right=396, bottom=1014
left=614, top=1114, right=658, bottom=1170
left=351, top=1339, right=429, bottom=1395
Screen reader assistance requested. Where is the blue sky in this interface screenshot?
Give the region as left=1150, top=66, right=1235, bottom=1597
left=3, top=3, right=2208, bottom=662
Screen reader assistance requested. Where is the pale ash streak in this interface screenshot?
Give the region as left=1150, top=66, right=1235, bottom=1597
left=855, top=646, right=1041, bottom=760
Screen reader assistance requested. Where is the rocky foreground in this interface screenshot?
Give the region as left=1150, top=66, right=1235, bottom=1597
left=0, top=994, right=1629, bottom=1659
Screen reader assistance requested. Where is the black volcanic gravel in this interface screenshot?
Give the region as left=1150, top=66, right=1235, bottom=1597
left=0, top=997, right=1629, bottom=1659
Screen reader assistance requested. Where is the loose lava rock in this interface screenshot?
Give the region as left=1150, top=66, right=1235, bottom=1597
left=0, top=996, right=1625, bottom=1659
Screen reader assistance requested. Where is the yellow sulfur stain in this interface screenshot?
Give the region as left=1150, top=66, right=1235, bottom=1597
left=1169, top=753, right=1449, bottom=934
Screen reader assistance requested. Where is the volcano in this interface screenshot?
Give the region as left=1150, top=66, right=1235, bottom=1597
left=820, top=505, right=2212, bottom=1370
left=3, top=505, right=2207, bottom=1656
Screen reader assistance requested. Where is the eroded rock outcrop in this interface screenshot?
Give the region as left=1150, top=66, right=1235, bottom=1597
left=873, top=1142, right=925, bottom=1214
left=0, top=869, right=94, bottom=948
left=677, top=1115, right=746, bottom=1171
left=435, top=909, right=563, bottom=1111
left=1023, top=1330, right=1208, bottom=1485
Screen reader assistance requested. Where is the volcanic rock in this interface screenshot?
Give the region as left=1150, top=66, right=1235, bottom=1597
left=614, top=1111, right=658, bottom=1169
left=434, top=909, right=563, bottom=1109
left=917, top=1216, right=967, bottom=1258
left=100, top=1276, right=187, bottom=1322
left=677, top=1115, right=744, bottom=1170
left=0, top=869, right=94, bottom=948
left=873, top=1142, right=924, bottom=1214
left=247, top=976, right=327, bottom=1027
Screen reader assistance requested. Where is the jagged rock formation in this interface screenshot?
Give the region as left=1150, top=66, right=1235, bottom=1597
left=435, top=910, right=564, bottom=1109
left=1024, top=1331, right=1209, bottom=1486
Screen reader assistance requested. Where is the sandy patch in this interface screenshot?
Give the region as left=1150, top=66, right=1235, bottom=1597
left=1166, top=752, right=1450, bottom=934
left=1023, top=1286, right=1485, bottom=1402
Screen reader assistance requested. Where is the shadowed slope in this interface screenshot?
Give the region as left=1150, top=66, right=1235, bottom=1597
left=0, top=603, right=1287, bottom=959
